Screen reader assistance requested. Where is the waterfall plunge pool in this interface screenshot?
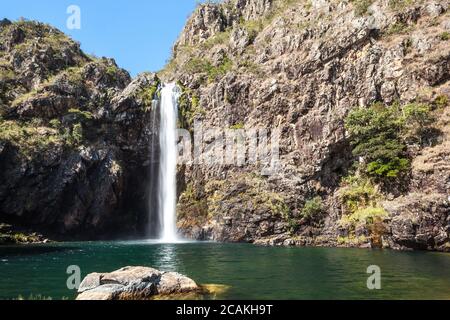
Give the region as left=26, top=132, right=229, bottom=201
left=0, top=241, right=449, bottom=300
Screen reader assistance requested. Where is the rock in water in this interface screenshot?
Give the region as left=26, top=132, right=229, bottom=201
left=76, top=266, right=200, bottom=300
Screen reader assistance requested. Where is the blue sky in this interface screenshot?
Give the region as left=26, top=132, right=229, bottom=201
left=0, top=0, right=205, bottom=76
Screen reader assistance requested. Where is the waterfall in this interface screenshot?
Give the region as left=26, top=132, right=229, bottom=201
left=157, top=83, right=179, bottom=242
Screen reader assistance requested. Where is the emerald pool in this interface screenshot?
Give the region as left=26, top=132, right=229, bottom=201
left=0, top=241, right=449, bottom=300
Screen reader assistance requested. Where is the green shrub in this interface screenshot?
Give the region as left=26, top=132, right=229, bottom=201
left=440, top=32, right=450, bottom=41
left=300, top=197, right=323, bottom=220
left=345, top=101, right=434, bottom=180
left=137, top=79, right=160, bottom=111
left=345, top=103, right=409, bottom=179
left=207, top=56, right=233, bottom=82
left=241, top=19, right=265, bottom=42
left=202, top=30, right=231, bottom=49
left=386, top=21, right=411, bottom=35
left=239, top=59, right=263, bottom=76
left=71, top=123, right=83, bottom=145
left=0, top=120, right=63, bottom=157
left=184, top=55, right=233, bottom=82
left=340, top=176, right=380, bottom=213
left=340, top=206, right=388, bottom=229
left=366, top=157, right=410, bottom=178
left=288, top=219, right=300, bottom=235
left=185, top=57, right=213, bottom=74
left=434, top=95, right=448, bottom=108
left=351, top=0, right=374, bottom=16
left=68, top=108, right=94, bottom=122
left=388, top=0, right=415, bottom=11
left=49, top=119, right=61, bottom=130
left=402, top=102, right=433, bottom=143
left=105, top=64, right=120, bottom=79
left=229, top=123, right=244, bottom=130
left=177, top=82, right=205, bottom=129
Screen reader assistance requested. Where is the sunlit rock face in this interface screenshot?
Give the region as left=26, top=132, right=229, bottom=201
left=166, top=0, right=450, bottom=251
left=76, top=266, right=200, bottom=300
left=1, top=1, right=449, bottom=250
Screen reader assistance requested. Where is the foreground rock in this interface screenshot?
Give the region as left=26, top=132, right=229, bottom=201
left=76, top=266, right=201, bottom=300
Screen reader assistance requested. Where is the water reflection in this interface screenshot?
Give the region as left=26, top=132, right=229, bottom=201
left=0, top=245, right=73, bottom=259
left=0, top=242, right=449, bottom=300
left=154, top=244, right=180, bottom=271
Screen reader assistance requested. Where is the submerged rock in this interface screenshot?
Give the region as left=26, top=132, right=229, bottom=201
left=76, top=266, right=201, bottom=300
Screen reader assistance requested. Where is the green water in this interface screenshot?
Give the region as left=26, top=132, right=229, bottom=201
left=0, top=241, right=449, bottom=300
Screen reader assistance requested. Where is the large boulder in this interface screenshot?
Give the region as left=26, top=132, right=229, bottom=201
left=76, top=266, right=200, bottom=300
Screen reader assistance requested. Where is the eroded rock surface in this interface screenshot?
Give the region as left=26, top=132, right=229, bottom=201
left=0, top=21, right=160, bottom=239
left=76, top=266, right=200, bottom=300
left=165, top=0, right=450, bottom=251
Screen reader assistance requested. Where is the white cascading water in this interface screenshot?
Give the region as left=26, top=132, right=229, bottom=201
left=157, top=83, right=179, bottom=242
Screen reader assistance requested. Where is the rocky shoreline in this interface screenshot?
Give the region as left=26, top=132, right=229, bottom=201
left=0, top=223, right=51, bottom=245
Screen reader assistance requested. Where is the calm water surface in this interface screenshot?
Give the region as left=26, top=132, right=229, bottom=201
left=0, top=241, right=449, bottom=300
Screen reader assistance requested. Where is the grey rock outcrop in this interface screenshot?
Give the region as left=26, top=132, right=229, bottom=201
left=76, top=266, right=200, bottom=300
left=0, top=21, right=159, bottom=239
left=166, top=0, right=450, bottom=251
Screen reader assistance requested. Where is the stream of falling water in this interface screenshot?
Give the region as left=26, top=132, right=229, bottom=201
left=157, top=83, right=179, bottom=242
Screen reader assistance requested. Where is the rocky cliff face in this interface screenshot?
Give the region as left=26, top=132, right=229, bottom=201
left=1, top=1, right=449, bottom=251
left=0, top=20, right=159, bottom=239
left=164, top=0, right=450, bottom=251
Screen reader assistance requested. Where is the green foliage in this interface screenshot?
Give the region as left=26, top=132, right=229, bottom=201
left=386, top=21, right=411, bottom=35
left=177, top=183, right=208, bottom=222
left=339, top=174, right=389, bottom=242
left=340, top=175, right=380, bottom=213
left=229, top=123, right=244, bottom=130
left=177, top=82, right=205, bottom=129
left=137, top=78, right=161, bottom=111
left=239, top=59, right=263, bottom=76
left=0, top=120, right=63, bottom=157
left=49, top=119, right=61, bottom=130
left=202, top=30, right=231, bottom=49
left=351, top=0, right=374, bottom=16
left=185, top=57, right=213, bottom=75
left=187, top=56, right=233, bottom=82
left=345, top=102, right=433, bottom=180
left=440, top=32, right=450, bottom=41
left=71, top=123, right=83, bottom=145
left=345, top=103, right=408, bottom=179
left=402, top=102, right=433, bottom=143
left=434, top=95, right=448, bottom=108
left=337, top=235, right=369, bottom=246
left=241, top=19, right=265, bottom=42
left=68, top=108, right=94, bottom=122
left=388, top=0, right=415, bottom=11
left=287, top=219, right=300, bottom=234
left=0, top=66, right=15, bottom=80
left=340, top=206, right=388, bottom=229
left=366, top=157, right=410, bottom=178
left=63, top=66, right=84, bottom=85
left=105, top=64, right=120, bottom=80
left=300, top=197, right=323, bottom=220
